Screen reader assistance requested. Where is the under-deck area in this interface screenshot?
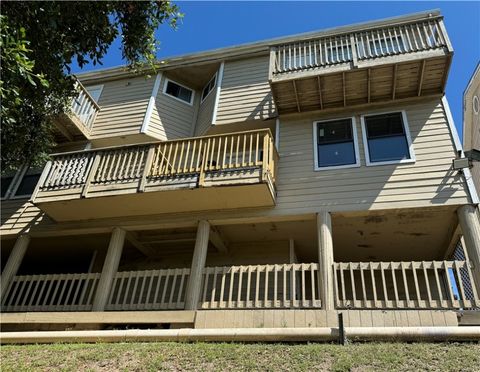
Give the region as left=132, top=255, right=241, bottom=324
left=269, top=13, right=452, bottom=114
left=1, top=205, right=478, bottom=333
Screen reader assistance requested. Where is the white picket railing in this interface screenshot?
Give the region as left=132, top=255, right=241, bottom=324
left=200, top=263, right=321, bottom=309
left=106, top=269, right=190, bottom=311
left=70, top=81, right=100, bottom=131
left=1, top=273, right=100, bottom=312
left=334, top=261, right=479, bottom=310
left=271, top=18, right=448, bottom=75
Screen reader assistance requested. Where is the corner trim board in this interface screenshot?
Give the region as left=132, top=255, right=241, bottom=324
left=211, top=62, right=225, bottom=125
left=442, top=95, right=480, bottom=204
left=140, top=72, right=163, bottom=134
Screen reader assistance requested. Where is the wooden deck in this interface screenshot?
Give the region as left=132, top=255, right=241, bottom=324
left=269, top=15, right=452, bottom=114
left=53, top=80, right=99, bottom=142
left=31, top=129, right=278, bottom=221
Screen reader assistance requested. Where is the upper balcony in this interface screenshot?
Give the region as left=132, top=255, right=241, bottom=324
left=53, top=80, right=100, bottom=142
left=269, top=14, right=453, bottom=114
left=31, top=129, right=278, bottom=221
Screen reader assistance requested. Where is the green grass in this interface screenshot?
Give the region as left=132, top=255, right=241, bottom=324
left=1, top=342, right=479, bottom=371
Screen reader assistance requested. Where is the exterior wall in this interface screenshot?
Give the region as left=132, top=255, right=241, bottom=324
left=463, top=66, right=480, bottom=193
left=215, top=55, right=276, bottom=125
left=274, top=98, right=470, bottom=214
left=1, top=200, right=52, bottom=236
left=147, top=74, right=198, bottom=140
left=88, top=75, right=155, bottom=139
left=194, top=86, right=216, bottom=136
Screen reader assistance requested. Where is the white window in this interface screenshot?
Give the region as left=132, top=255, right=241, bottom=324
left=361, top=111, right=415, bottom=166
left=201, top=74, right=217, bottom=103
left=313, top=117, right=360, bottom=170
left=163, top=79, right=194, bottom=105
left=1, top=165, right=43, bottom=200
left=85, top=85, right=103, bottom=103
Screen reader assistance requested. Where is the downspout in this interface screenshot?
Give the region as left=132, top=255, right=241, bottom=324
left=1, top=327, right=479, bottom=344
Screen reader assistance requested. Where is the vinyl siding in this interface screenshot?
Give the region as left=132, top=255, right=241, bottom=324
left=465, top=78, right=480, bottom=193
left=272, top=99, right=470, bottom=214
left=147, top=76, right=197, bottom=140
left=194, top=87, right=216, bottom=136
left=215, top=56, right=276, bottom=125
left=89, top=76, right=155, bottom=138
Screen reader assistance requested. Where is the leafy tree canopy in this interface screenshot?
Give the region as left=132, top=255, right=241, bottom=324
left=1, top=1, right=182, bottom=172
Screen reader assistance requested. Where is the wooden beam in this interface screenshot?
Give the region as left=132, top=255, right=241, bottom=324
left=317, top=76, right=323, bottom=110
left=0, top=234, right=30, bottom=298
left=292, top=80, right=301, bottom=112
left=289, top=238, right=297, bottom=264
left=125, top=231, right=157, bottom=257
left=367, top=68, right=371, bottom=103
left=342, top=72, right=346, bottom=107
left=392, top=64, right=398, bottom=100
left=457, top=205, right=480, bottom=294
left=417, top=60, right=426, bottom=96
left=210, top=226, right=228, bottom=254
left=54, top=121, right=74, bottom=142
left=317, top=211, right=335, bottom=310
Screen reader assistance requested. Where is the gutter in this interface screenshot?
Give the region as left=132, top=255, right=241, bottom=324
left=1, top=326, right=479, bottom=344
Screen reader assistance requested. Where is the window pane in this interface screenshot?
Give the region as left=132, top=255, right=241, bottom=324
left=178, top=86, right=192, bottom=103
left=166, top=81, right=192, bottom=104
left=318, top=142, right=356, bottom=167
left=368, top=136, right=410, bottom=162
left=1, top=176, right=14, bottom=198
left=166, top=81, right=180, bottom=97
left=365, top=113, right=404, bottom=138
left=15, top=174, right=41, bottom=196
left=317, top=119, right=353, bottom=144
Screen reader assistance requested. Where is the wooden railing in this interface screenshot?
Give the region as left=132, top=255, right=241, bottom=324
left=106, top=269, right=190, bottom=311
left=1, top=273, right=100, bottom=312
left=70, top=80, right=100, bottom=131
left=271, top=17, right=449, bottom=76
left=334, top=261, right=479, bottom=310
left=33, top=129, right=277, bottom=199
left=200, top=263, right=321, bottom=309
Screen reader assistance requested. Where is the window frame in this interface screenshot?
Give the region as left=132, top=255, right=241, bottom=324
left=201, top=73, right=217, bottom=103
left=84, top=84, right=104, bottom=103
left=162, top=78, right=195, bottom=106
left=360, top=110, right=415, bottom=167
left=1, top=165, right=44, bottom=200
left=312, top=116, right=361, bottom=171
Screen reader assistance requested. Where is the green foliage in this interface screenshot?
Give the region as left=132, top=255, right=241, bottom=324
left=0, top=1, right=182, bottom=171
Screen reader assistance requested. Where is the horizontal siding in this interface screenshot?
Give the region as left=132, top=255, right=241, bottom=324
left=147, top=75, right=196, bottom=140
left=273, top=99, right=470, bottom=214
left=194, top=87, right=216, bottom=136
left=466, top=80, right=480, bottom=194
left=215, top=56, right=276, bottom=125
left=89, top=76, right=155, bottom=138
left=0, top=200, right=53, bottom=236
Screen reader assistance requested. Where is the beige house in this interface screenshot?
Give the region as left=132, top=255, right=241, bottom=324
left=1, top=10, right=480, bottom=341
left=463, top=63, right=480, bottom=194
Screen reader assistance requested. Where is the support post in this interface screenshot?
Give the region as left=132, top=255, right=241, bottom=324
left=92, top=227, right=126, bottom=311
left=184, top=220, right=210, bottom=310
left=457, top=205, right=480, bottom=293
left=317, top=211, right=335, bottom=310
left=1, top=234, right=30, bottom=298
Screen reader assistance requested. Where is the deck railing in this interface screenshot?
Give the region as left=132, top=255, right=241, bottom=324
left=70, top=80, right=100, bottom=131
left=271, top=17, right=449, bottom=76
left=1, top=273, right=100, bottom=312
left=106, top=269, right=190, bottom=311
left=334, top=261, right=479, bottom=310
left=200, top=263, right=321, bottom=309
left=33, top=129, right=277, bottom=199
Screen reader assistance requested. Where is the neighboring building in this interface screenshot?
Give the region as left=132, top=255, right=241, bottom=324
left=1, top=10, right=480, bottom=337
left=463, top=63, right=480, bottom=194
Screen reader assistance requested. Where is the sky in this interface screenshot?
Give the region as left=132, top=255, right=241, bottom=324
left=71, top=1, right=480, bottom=141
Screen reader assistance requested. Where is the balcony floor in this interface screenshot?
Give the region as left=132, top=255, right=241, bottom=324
left=271, top=55, right=450, bottom=114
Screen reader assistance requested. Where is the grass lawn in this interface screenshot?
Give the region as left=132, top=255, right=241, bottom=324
left=1, top=342, right=479, bottom=371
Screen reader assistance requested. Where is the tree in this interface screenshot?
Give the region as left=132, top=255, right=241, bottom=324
left=1, top=1, right=182, bottom=171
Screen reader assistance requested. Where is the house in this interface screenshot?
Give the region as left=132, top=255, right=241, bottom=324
left=463, top=63, right=480, bottom=194
left=1, top=10, right=480, bottom=341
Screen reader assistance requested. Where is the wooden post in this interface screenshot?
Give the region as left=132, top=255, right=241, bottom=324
left=184, top=220, right=210, bottom=310
left=457, top=205, right=480, bottom=294
left=0, top=234, right=30, bottom=298
left=92, top=227, right=126, bottom=311
left=317, top=211, right=335, bottom=310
